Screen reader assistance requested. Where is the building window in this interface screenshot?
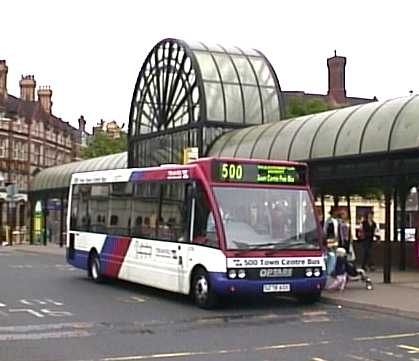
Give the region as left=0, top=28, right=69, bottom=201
left=0, top=138, right=7, bottom=158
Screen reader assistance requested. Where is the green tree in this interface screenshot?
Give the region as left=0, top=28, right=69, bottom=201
left=80, top=132, right=127, bottom=159
left=285, top=96, right=329, bottom=119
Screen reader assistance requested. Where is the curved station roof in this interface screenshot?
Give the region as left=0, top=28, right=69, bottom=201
left=31, top=152, right=127, bottom=192
left=209, top=95, right=419, bottom=162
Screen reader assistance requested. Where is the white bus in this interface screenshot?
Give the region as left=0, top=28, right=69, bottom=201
left=66, top=157, right=326, bottom=308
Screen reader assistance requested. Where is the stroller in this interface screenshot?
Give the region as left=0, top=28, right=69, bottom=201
left=346, top=261, right=373, bottom=290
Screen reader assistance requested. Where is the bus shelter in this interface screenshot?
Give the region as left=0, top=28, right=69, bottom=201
left=209, top=94, right=419, bottom=283
left=29, top=152, right=127, bottom=246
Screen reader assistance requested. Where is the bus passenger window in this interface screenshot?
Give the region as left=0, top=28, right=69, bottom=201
left=130, top=183, right=159, bottom=238
left=192, top=185, right=219, bottom=248
left=159, top=182, right=187, bottom=242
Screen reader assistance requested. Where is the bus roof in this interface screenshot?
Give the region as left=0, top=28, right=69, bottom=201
left=70, top=157, right=308, bottom=186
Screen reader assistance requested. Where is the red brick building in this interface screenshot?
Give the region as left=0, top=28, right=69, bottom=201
left=0, top=59, right=85, bottom=241
left=282, top=52, right=377, bottom=108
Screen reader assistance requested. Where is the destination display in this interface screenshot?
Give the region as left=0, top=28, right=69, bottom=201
left=212, top=160, right=306, bottom=185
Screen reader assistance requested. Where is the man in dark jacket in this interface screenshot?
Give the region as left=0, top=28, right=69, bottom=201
left=361, top=212, right=378, bottom=271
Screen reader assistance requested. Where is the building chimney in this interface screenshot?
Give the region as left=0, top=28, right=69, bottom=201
left=0, top=60, right=8, bottom=99
left=327, top=51, right=346, bottom=104
left=38, top=86, right=53, bottom=114
left=78, top=115, right=86, bottom=133
left=19, top=75, right=36, bottom=101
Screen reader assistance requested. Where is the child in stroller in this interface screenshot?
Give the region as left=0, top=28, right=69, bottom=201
left=327, top=248, right=373, bottom=291
left=346, top=260, right=373, bottom=290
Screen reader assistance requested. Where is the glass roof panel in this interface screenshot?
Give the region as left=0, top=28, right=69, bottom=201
left=221, top=45, right=242, bottom=55
left=311, top=107, right=360, bottom=159
left=231, top=55, right=257, bottom=84
left=204, top=82, right=225, bottom=121
left=194, top=51, right=219, bottom=81
left=389, top=95, right=419, bottom=151
left=207, top=132, right=231, bottom=156
left=188, top=41, right=207, bottom=51
left=243, top=85, right=262, bottom=124
left=233, top=125, right=269, bottom=158
left=260, top=87, right=280, bottom=123
left=213, top=53, right=239, bottom=83
left=217, top=127, right=252, bottom=157
left=361, top=97, right=405, bottom=154
left=224, top=84, right=243, bottom=123
left=334, top=102, right=381, bottom=157
left=269, top=116, right=313, bottom=160
left=248, top=57, right=274, bottom=86
left=250, top=121, right=289, bottom=159
left=289, top=111, right=335, bottom=161
left=31, top=152, right=128, bottom=191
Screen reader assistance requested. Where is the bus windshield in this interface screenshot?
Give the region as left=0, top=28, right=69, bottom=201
left=212, top=187, right=319, bottom=250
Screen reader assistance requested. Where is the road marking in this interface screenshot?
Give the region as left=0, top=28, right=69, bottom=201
left=303, top=311, right=328, bottom=316
left=346, top=355, right=379, bottom=361
left=399, top=345, right=419, bottom=354
left=41, top=308, right=73, bottom=317
left=104, top=341, right=328, bottom=361
left=0, top=330, right=92, bottom=341
left=34, top=299, right=47, bottom=305
left=20, top=299, right=32, bottom=305
left=312, top=358, right=330, bottom=361
left=354, top=332, right=419, bottom=341
left=370, top=348, right=403, bottom=358
left=117, top=296, right=146, bottom=304
left=0, top=322, right=92, bottom=333
left=254, top=342, right=311, bottom=351
left=103, top=349, right=244, bottom=361
left=45, top=299, right=64, bottom=306
left=0, top=302, right=6, bottom=307
left=9, top=309, right=44, bottom=318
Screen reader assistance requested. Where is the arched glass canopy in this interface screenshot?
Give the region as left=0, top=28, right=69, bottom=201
left=31, top=152, right=127, bottom=192
left=128, top=38, right=284, bottom=167
left=209, top=95, right=419, bottom=162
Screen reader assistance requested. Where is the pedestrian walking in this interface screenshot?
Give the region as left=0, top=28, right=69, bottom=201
left=361, top=212, right=378, bottom=271
left=324, top=209, right=341, bottom=275
left=326, top=247, right=348, bottom=291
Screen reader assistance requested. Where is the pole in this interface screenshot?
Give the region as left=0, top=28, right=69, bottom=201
left=59, top=194, right=64, bottom=247
left=384, top=191, right=392, bottom=284
left=399, top=185, right=407, bottom=271
left=393, top=187, right=398, bottom=246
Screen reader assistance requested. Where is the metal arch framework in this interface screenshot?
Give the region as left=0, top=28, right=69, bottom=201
left=129, top=39, right=204, bottom=139
left=128, top=38, right=285, bottom=168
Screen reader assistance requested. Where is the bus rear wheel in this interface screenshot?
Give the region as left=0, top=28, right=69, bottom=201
left=191, top=269, right=217, bottom=309
left=88, top=252, right=103, bottom=283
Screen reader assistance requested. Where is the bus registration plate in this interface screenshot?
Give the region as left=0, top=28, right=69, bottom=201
left=263, top=284, right=290, bottom=293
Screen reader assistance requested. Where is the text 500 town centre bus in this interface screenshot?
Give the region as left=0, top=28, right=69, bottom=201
left=67, top=157, right=326, bottom=308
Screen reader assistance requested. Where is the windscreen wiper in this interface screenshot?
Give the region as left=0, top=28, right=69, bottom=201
left=232, top=242, right=278, bottom=255
left=264, top=241, right=313, bottom=255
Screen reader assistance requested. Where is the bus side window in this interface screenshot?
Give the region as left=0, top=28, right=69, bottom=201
left=130, top=183, right=159, bottom=239
left=159, top=182, right=187, bottom=242
left=192, top=184, right=219, bottom=248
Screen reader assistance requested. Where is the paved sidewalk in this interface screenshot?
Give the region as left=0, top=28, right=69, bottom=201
left=322, top=269, right=419, bottom=319
left=6, top=243, right=65, bottom=256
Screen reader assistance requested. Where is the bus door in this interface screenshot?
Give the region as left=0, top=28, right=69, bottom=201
left=176, top=183, right=195, bottom=293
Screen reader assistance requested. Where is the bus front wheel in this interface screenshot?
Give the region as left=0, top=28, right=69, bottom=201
left=88, top=252, right=103, bottom=283
left=191, top=269, right=217, bottom=309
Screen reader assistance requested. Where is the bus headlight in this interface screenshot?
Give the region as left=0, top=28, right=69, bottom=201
left=228, top=269, right=237, bottom=279
left=313, top=268, right=321, bottom=277
left=305, top=268, right=313, bottom=277
left=238, top=269, right=246, bottom=279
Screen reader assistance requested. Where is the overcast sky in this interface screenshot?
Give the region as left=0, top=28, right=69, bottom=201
left=2, top=0, right=418, bottom=131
